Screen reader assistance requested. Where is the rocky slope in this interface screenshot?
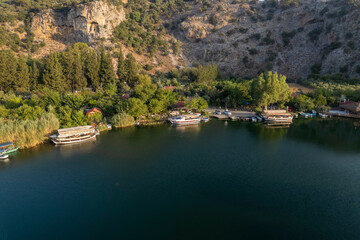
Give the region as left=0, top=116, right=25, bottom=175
left=11, top=0, right=360, bottom=80
left=170, top=0, right=360, bottom=80
left=30, top=1, right=125, bottom=57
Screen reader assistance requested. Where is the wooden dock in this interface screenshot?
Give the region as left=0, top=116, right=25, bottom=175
left=205, top=109, right=257, bottom=121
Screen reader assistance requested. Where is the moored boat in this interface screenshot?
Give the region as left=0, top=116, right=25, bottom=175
left=50, top=125, right=98, bottom=145
left=261, top=110, right=293, bottom=126
left=201, top=116, right=210, bottom=122
left=0, top=142, right=19, bottom=155
left=264, top=115, right=294, bottom=125
left=0, top=154, right=9, bottom=160
left=170, top=114, right=201, bottom=126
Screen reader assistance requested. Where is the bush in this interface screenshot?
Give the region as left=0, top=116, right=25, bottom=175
left=308, top=28, right=323, bottom=42
left=111, top=113, right=135, bottom=128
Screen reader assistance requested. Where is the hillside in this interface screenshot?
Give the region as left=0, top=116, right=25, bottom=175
left=0, top=0, right=359, bottom=80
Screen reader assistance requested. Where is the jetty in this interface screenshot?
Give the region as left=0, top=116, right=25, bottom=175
left=206, top=108, right=257, bottom=120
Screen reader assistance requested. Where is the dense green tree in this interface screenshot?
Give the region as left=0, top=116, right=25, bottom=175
left=185, top=96, right=208, bottom=110
left=251, top=71, right=290, bottom=109
left=71, top=50, right=87, bottom=92
left=29, top=61, right=40, bottom=91
left=126, top=97, right=148, bottom=117
left=0, top=50, right=17, bottom=91
left=85, top=49, right=100, bottom=91
left=124, top=53, right=139, bottom=87
left=99, top=46, right=116, bottom=88
left=149, top=99, right=166, bottom=113
left=14, top=55, right=30, bottom=92
left=291, top=95, right=315, bottom=112
left=197, top=64, right=218, bottom=85
left=117, top=47, right=126, bottom=84
left=42, top=52, right=67, bottom=92
left=218, top=80, right=252, bottom=108
left=133, top=74, right=157, bottom=102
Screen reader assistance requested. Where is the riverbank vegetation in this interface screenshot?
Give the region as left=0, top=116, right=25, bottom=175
left=0, top=113, right=59, bottom=148
left=1, top=41, right=360, bottom=148
left=111, top=113, right=135, bottom=128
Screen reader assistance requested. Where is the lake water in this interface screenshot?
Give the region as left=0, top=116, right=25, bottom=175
left=1, top=119, right=360, bottom=240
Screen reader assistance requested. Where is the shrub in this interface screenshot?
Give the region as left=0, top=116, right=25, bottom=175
left=308, top=28, right=323, bottom=42
left=111, top=113, right=135, bottom=128
left=0, top=113, right=59, bottom=148
left=249, top=48, right=258, bottom=55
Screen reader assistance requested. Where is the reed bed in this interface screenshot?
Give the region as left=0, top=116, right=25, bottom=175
left=0, top=113, right=60, bottom=149
left=111, top=113, right=135, bottom=128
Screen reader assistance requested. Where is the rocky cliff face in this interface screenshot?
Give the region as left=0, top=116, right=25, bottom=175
left=28, top=0, right=360, bottom=80
left=31, top=1, right=125, bottom=56
left=171, top=0, right=360, bottom=80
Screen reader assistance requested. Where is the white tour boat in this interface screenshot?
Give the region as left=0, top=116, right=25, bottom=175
left=50, top=125, right=98, bottom=145
left=170, top=114, right=201, bottom=126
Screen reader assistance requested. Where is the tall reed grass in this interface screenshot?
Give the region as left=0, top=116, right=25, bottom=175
left=111, top=113, right=135, bottom=128
left=0, top=113, right=60, bottom=148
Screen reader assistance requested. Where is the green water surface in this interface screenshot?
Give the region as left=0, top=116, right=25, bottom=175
left=1, top=119, right=360, bottom=240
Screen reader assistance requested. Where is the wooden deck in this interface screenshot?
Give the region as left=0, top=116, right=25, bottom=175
left=205, top=109, right=257, bottom=120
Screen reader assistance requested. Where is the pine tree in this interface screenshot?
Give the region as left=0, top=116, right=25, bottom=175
left=99, top=46, right=116, bottom=88
left=124, top=53, right=139, bottom=87
left=42, top=52, right=67, bottom=92
left=71, top=49, right=87, bottom=92
left=0, top=50, right=17, bottom=92
left=117, top=47, right=126, bottom=84
left=85, top=49, right=100, bottom=91
left=29, top=61, right=40, bottom=91
left=15, top=55, right=30, bottom=92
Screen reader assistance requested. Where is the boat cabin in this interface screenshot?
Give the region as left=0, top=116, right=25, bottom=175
left=51, top=125, right=98, bottom=145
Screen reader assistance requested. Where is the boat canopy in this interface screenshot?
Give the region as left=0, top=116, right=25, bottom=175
left=57, top=126, right=94, bottom=136
left=0, top=142, right=14, bottom=148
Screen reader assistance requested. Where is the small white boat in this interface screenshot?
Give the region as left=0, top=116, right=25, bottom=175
left=0, top=154, right=9, bottom=160
left=319, top=113, right=329, bottom=118
left=107, top=124, right=112, bottom=129
left=202, top=117, right=210, bottom=122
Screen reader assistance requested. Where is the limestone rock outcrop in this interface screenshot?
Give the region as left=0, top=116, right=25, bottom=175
left=31, top=1, right=125, bottom=54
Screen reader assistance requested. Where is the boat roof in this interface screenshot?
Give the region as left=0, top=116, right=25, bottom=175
left=0, top=142, right=14, bottom=148
left=57, top=125, right=93, bottom=134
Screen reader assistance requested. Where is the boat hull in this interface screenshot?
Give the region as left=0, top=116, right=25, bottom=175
left=170, top=119, right=201, bottom=126
left=51, top=135, right=97, bottom=145
left=0, top=147, right=19, bottom=155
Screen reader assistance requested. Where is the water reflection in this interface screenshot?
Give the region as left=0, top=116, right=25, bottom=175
left=288, top=118, right=360, bottom=153
left=241, top=118, right=360, bottom=153
left=55, top=139, right=97, bottom=157
left=171, top=124, right=202, bottom=135
left=244, top=122, right=290, bottom=141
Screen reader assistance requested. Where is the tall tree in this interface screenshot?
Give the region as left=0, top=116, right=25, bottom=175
left=197, top=64, right=218, bottom=85
left=133, top=74, right=157, bottom=102
left=29, top=61, right=40, bottom=91
left=71, top=49, right=87, bottom=92
left=85, top=49, right=100, bottom=91
left=251, top=71, right=291, bottom=109
left=117, top=47, right=126, bottom=84
left=15, top=55, right=30, bottom=92
left=124, top=53, right=139, bottom=87
left=0, top=50, right=17, bottom=92
left=99, top=45, right=116, bottom=88
left=42, top=52, right=67, bottom=91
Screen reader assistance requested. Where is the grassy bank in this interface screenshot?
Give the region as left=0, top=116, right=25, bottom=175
left=111, top=113, right=135, bottom=128
left=0, top=113, right=59, bottom=149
